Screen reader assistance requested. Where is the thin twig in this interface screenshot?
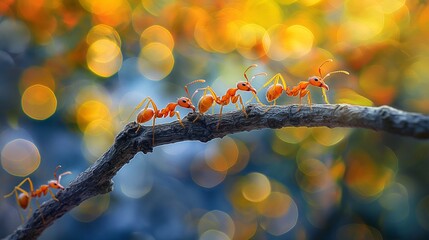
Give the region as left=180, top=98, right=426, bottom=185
left=3, top=104, right=429, bottom=240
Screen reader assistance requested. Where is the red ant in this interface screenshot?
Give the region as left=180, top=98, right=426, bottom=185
left=4, top=165, right=71, bottom=223
left=192, top=64, right=267, bottom=129
left=258, top=59, right=349, bottom=108
left=127, top=79, right=205, bottom=144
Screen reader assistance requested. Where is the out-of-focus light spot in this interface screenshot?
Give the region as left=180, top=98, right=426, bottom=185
left=299, top=0, right=322, bottom=6
left=335, top=88, right=374, bottom=106
left=275, top=127, right=311, bottom=144
left=237, top=24, right=268, bottom=60
left=257, top=192, right=292, bottom=217
left=311, top=127, right=350, bottom=147
left=1, top=139, right=40, bottom=177
left=140, top=25, right=174, bottom=51
left=296, top=158, right=332, bottom=193
left=338, top=2, right=385, bottom=44
left=359, top=64, right=396, bottom=105
left=336, top=224, right=383, bottom=240
left=241, top=172, right=271, bottom=202
left=194, top=8, right=240, bottom=53
left=243, top=0, right=283, bottom=29
left=198, top=210, right=235, bottom=239
left=20, top=67, right=56, bottom=92
left=259, top=194, right=299, bottom=236
left=138, top=42, right=174, bottom=81
left=16, top=0, right=43, bottom=20
left=403, top=58, right=429, bottom=113
left=199, top=230, right=230, bottom=240
left=191, top=157, right=226, bottom=188
left=83, top=120, right=114, bottom=161
left=76, top=100, right=111, bottom=132
left=79, top=0, right=123, bottom=15
left=21, top=84, right=57, bottom=120
left=330, top=160, right=345, bottom=181
left=277, top=0, right=298, bottom=4
left=345, top=151, right=394, bottom=198
left=0, top=17, right=31, bottom=54
left=71, top=193, right=110, bottom=222
left=204, top=137, right=239, bottom=172
left=0, top=0, right=14, bottom=14
left=94, top=1, right=131, bottom=27
left=417, top=195, right=429, bottom=231
left=87, top=24, right=121, bottom=46
left=142, top=0, right=174, bottom=16
left=87, top=38, right=123, bottom=78
left=227, top=140, right=250, bottom=175
left=266, top=24, right=314, bottom=60
left=119, top=158, right=153, bottom=198
left=378, top=182, right=409, bottom=222
left=272, top=138, right=298, bottom=156
left=233, top=216, right=257, bottom=240
left=378, top=0, right=406, bottom=14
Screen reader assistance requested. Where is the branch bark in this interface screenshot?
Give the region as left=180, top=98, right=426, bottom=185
left=3, top=104, right=429, bottom=240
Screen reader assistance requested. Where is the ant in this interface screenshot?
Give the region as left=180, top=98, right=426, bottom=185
left=258, top=59, right=349, bottom=108
left=4, top=165, right=71, bottom=223
left=127, top=79, right=205, bottom=144
left=192, top=64, right=267, bottom=129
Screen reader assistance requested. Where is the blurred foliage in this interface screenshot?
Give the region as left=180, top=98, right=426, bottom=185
left=1, top=0, right=429, bottom=239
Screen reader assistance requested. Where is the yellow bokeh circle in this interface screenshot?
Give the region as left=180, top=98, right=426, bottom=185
left=87, top=38, right=123, bottom=78
left=140, top=25, right=175, bottom=51
left=21, top=84, right=57, bottom=120
left=241, top=172, right=271, bottom=202
left=1, top=139, right=40, bottom=177
left=138, top=42, right=174, bottom=81
left=267, top=24, right=314, bottom=60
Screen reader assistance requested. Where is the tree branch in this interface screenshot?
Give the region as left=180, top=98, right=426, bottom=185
left=3, top=104, right=429, bottom=240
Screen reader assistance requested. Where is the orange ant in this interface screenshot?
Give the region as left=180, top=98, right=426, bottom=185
left=127, top=79, right=205, bottom=144
left=4, top=165, right=71, bottom=223
left=258, top=59, right=349, bottom=108
left=192, top=64, right=267, bottom=129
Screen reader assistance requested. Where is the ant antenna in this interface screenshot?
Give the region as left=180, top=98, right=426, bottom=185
left=318, top=59, right=333, bottom=77
left=244, top=64, right=258, bottom=82
left=54, top=165, right=62, bottom=180
left=58, top=171, right=72, bottom=184
left=317, top=59, right=349, bottom=81
left=321, top=70, right=350, bottom=81
left=249, top=72, right=268, bottom=82
left=184, top=79, right=205, bottom=99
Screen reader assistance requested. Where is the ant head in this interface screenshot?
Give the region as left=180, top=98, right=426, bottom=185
left=237, top=81, right=257, bottom=94
left=48, top=180, right=65, bottom=190
left=308, top=76, right=329, bottom=91
left=177, top=97, right=196, bottom=111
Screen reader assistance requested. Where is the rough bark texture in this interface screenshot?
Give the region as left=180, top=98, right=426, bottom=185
left=3, top=104, right=429, bottom=240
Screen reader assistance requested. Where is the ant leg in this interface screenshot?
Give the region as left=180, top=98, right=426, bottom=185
left=298, top=90, right=303, bottom=111
left=237, top=95, right=247, bottom=117
left=264, top=99, right=276, bottom=113
left=322, top=88, right=329, bottom=104
left=12, top=190, right=25, bottom=223
left=216, top=105, right=224, bottom=130
left=47, top=188, right=59, bottom=201
left=35, top=199, right=46, bottom=224
left=173, top=111, right=185, bottom=128
left=307, top=91, right=312, bottom=110
left=127, top=97, right=150, bottom=123
left=192, top=114, right=201, bottom=123
left=232, top=95, right=247, bottom=117
left=151, top=116, right=156, bottom=145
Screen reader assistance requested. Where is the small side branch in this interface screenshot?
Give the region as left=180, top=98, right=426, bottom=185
left=3, top=104, right=429, bottom=240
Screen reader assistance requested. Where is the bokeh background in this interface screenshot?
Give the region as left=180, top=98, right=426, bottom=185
left=1, top=0, right=429, bottom=239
